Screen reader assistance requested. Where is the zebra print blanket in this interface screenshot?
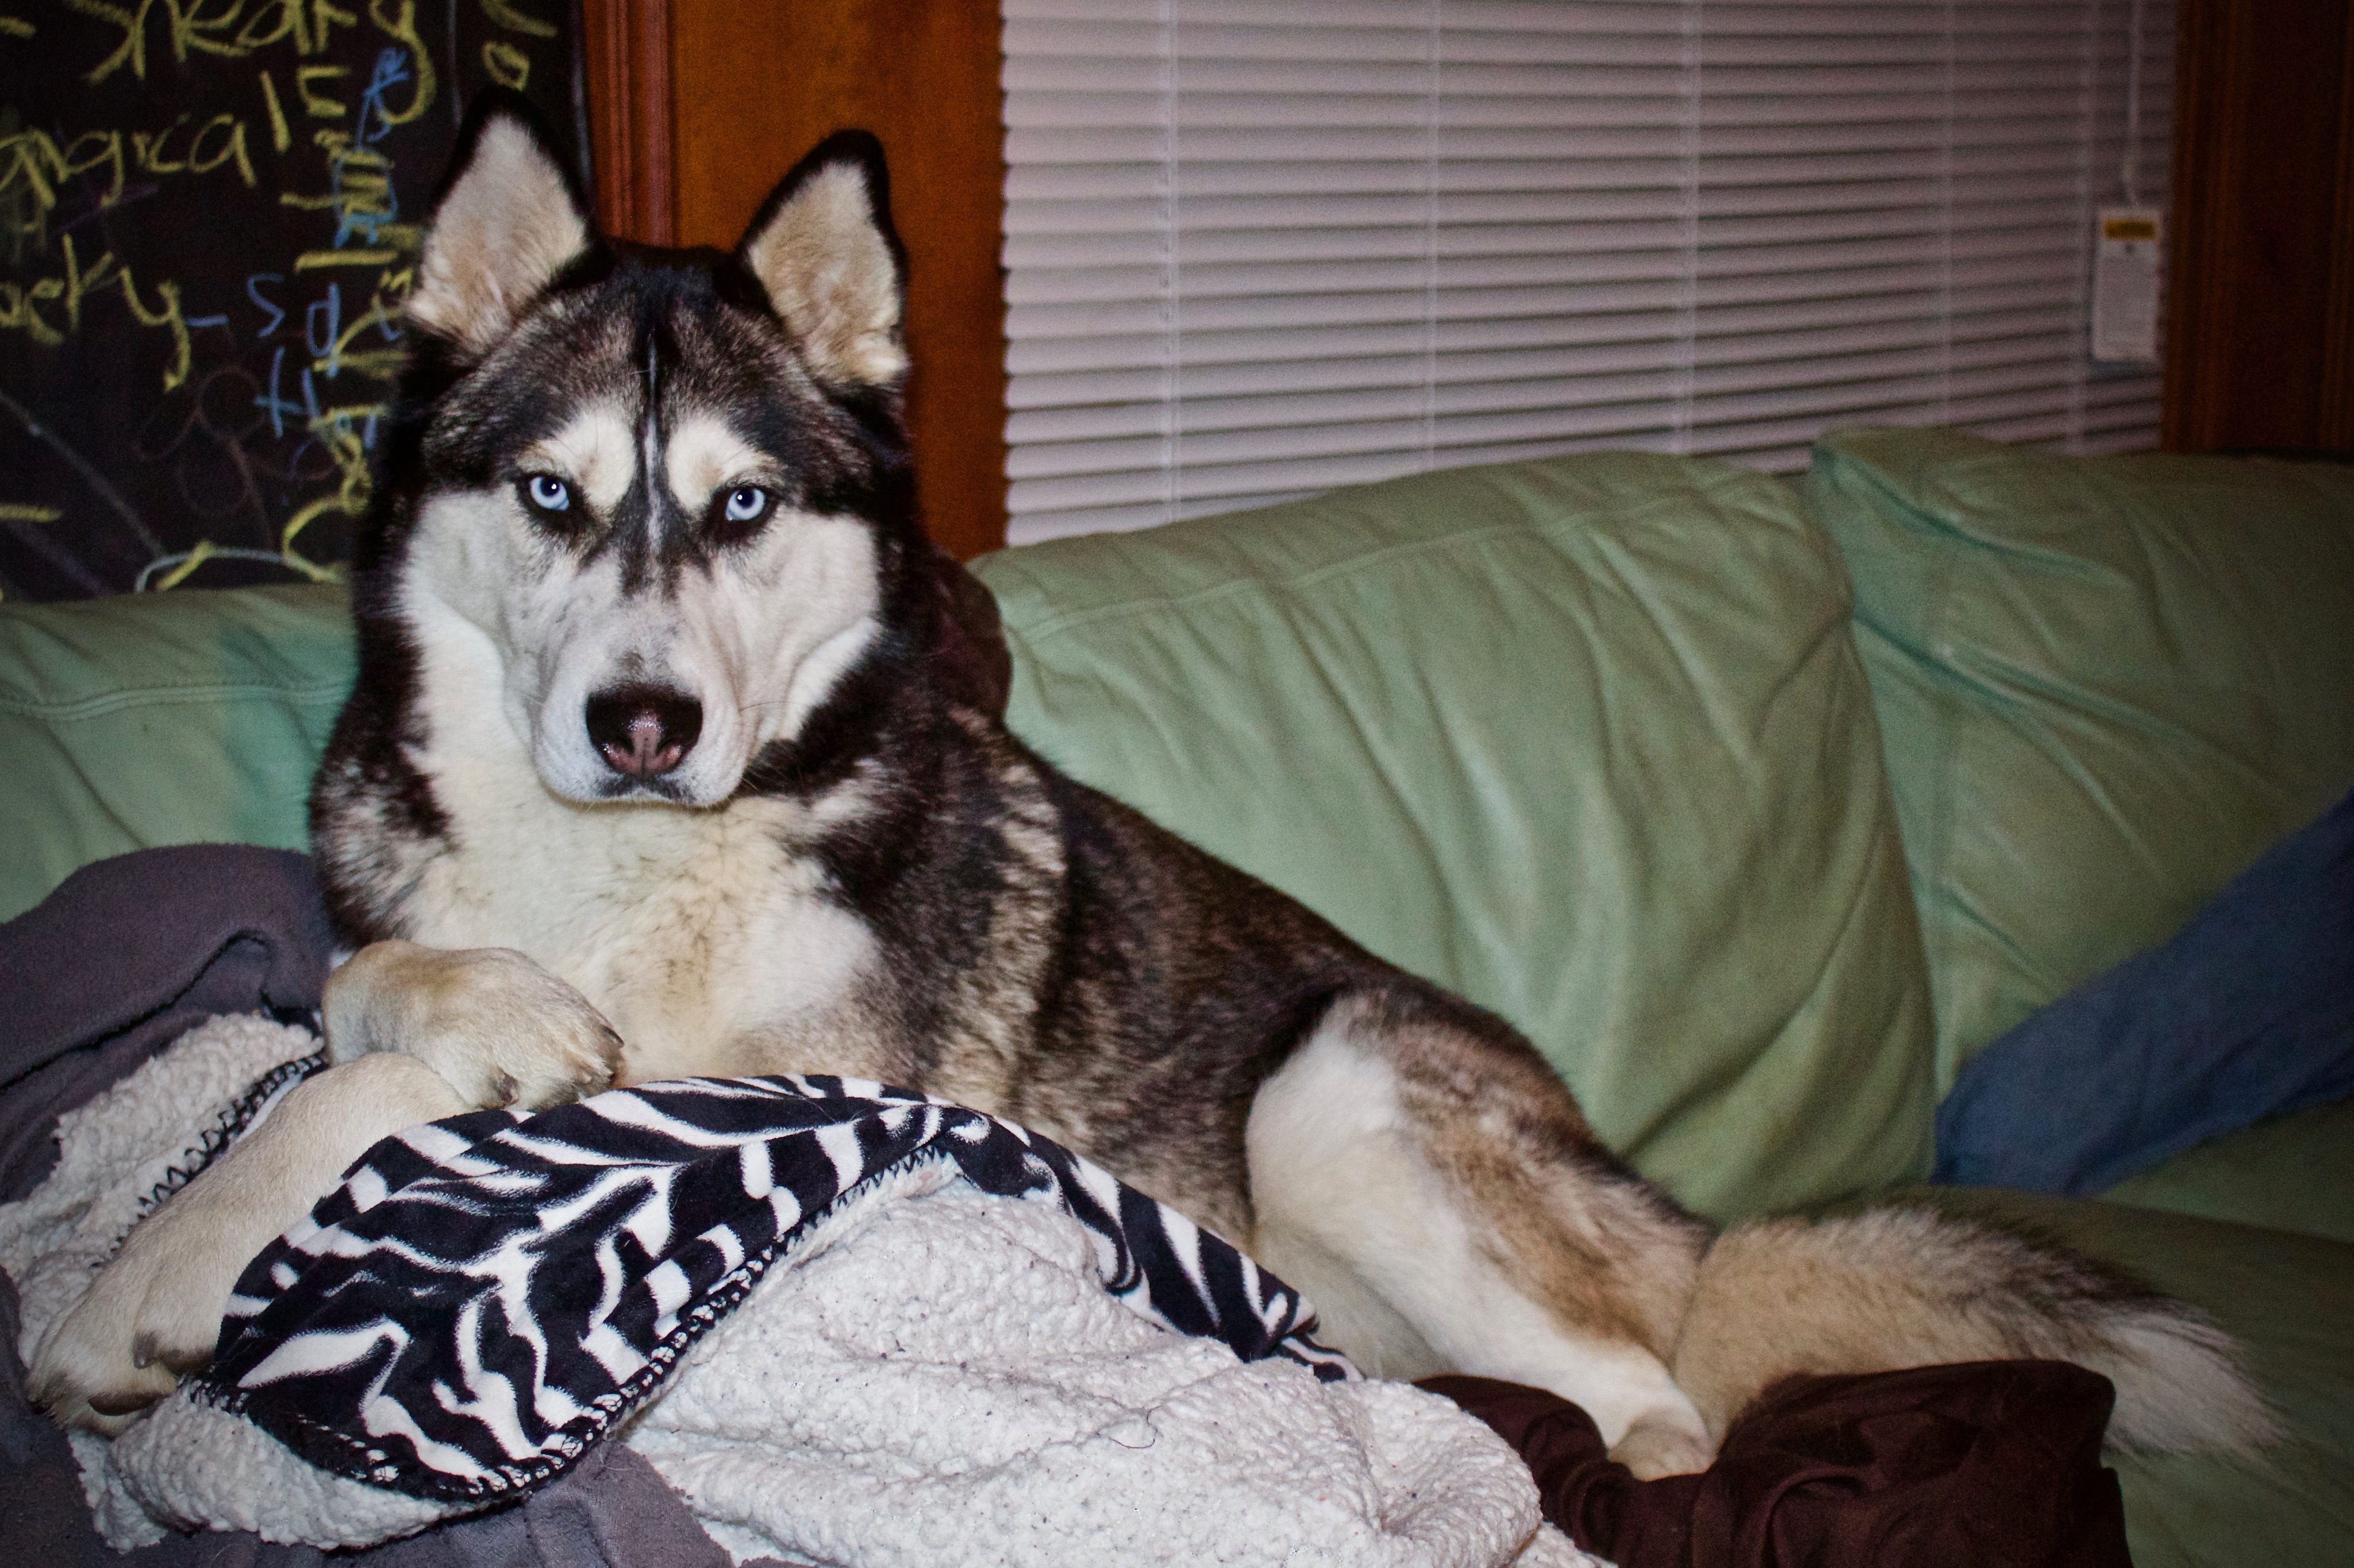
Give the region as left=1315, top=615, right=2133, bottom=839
left=7, top=1017, right=1585, bottom=1566
left=195, top=1070, right=1351, bottom=1500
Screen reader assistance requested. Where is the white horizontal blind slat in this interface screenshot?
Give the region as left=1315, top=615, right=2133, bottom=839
left=1001, top=0, right=2171, bottom=545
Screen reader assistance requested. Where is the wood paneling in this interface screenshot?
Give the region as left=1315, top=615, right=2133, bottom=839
left=671, top=5, right=1009, bottom=560
left=582, top=0, right=675, bottom=245
left=2327, top=24, right=2354, bottom=445
left=580, top=0, right=1010, bottom=557
left=2165, top=0, right=2354, bottom=453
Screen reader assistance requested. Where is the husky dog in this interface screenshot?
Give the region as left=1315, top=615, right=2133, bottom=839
left=31, top=95, right=2272, bottom=1478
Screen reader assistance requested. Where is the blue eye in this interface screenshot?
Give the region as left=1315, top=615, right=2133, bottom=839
left=723, top=486, right=768, bottom=524
left=521, top=474, right=571, bottom=514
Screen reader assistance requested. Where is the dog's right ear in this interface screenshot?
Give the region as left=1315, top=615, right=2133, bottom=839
left=409, top=91, right=592, bottom=359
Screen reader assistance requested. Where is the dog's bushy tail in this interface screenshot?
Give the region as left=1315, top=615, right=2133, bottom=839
left=1670, top=1207, right=2277, bottom=1454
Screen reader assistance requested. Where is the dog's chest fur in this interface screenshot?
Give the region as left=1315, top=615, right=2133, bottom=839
left=384, top=613, right=892, bottom=1088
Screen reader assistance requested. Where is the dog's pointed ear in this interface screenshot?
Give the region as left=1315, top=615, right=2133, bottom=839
left=409, top=91, right=591, bottom=357
left=738, top=130, right=908, bottom=391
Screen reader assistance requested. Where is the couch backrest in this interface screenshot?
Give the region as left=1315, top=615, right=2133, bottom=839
left=1811, top=428, right=2354, bottom=1091
left=0, top=584, right=352, bottom=923
left=972, top=453, right=1937, bottom=1222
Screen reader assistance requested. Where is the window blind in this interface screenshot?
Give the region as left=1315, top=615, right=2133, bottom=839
left=999, top=0, right=2173, bottom=544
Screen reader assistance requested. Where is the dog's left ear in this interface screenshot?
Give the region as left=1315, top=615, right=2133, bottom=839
left=739, top=130, right=909, bottom=391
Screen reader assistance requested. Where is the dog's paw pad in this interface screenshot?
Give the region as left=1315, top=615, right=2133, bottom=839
left=30, top=1262, right=190, bottom=1434
left=29, top=1340, right=178, bottom=1433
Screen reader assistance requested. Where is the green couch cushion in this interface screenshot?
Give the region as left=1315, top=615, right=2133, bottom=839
left=2100, top=1097, right=2354, bottom=1247
left=973, top=453, right=1937, bottom=1223
left=1895, top=1186, right=2354, bottom=1568
left=0, top=584, right=355, bottom=924
left=1810, top=428, right=2354, bottom=1091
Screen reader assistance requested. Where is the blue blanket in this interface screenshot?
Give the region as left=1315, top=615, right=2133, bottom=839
left=1936, top=788, right=2354, bottom=1195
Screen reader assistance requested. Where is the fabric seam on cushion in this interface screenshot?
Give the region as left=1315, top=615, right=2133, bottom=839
left=1003, top=476, right=1803, bottom=650
left=1663, top=752, right=1933, bottom=1207
left=1846, top=456, right=1969, bottom=1091
left=0, top=681, right=353, bottom=721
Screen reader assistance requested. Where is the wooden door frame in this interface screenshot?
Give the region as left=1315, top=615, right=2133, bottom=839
left=2164, top=0, right=2354, bottom=454
left=581, top=0, right=675, bottom=245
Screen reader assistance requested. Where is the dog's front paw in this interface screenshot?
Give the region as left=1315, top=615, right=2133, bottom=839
left=26, top=1253, right=184, bottom=1435
left=28, top=1053, right=470, bottom=1433
left=327, top=941, right=622, bottom=1111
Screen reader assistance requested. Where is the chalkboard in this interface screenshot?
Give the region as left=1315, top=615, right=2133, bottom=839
left=0, top=1, right=587, bottom=601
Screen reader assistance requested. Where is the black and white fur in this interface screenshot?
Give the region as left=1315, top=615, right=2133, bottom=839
left=30, top=93, right=2274, bottom=1477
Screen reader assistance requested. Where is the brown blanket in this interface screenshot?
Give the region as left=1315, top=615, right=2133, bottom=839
left=1423, top=1361, right=2130, bottom=1568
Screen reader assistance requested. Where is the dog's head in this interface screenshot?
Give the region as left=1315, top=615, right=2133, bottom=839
left=382, top=93, right=920, bottom=808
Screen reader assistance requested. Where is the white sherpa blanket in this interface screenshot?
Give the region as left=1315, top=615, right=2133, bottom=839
left=0, top=1016, right=1599, bottom=1568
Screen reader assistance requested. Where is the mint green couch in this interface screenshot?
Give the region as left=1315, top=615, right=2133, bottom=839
left=3, top=429, right=2349, bottom=1565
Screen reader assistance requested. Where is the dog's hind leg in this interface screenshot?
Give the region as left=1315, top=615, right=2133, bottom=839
left=1245, top=991, right=1718, bottom=1478
left=29, top=1053, right=468, bottom=1432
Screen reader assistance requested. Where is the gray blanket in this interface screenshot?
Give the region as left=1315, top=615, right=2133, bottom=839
left=0, top=845, right=756, bottom=1567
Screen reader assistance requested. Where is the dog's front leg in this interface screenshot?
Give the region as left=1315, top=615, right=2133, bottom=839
left=29, top=1053, right=468, bottom=1432
left=324, top=939, right=622, bottom=1110
left=32, top=945, right=619, bottom=1432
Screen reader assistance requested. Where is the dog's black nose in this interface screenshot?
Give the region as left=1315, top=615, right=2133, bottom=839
left=586, top=685, right=703, bottom=779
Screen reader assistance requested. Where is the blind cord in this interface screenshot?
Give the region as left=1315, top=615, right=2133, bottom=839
left=1422, top=0, right=1440, bottom=473
left=2123, top=0, right=2145, bottom=205
left=1157, top=0, right=1180, bottom=525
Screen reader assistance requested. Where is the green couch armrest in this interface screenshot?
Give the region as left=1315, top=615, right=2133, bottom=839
left=0, top=584, right=355, bottom=924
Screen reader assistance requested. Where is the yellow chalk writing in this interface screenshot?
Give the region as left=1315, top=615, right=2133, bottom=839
left=130, top=115, right=191, bottom=174
left=232, top=0, right=363, bottom=54
left=66, top=0, right=413, bottom=83
left=166, top=0, right=251, bottom=61
left=231, top=0, right=310, bottom=52
left=280, top=391, right=383, bottom=565
left=363, top=0, right=432, bottom=126
left=1, top=120, right=259, bottom=240
left=313, top=269, right=410, bottom=378
left=297, top=61, right=348, bottom=115
left=61, top=230, right=117, bottom=329
left=187, top=114, right=256, bottom=184
left=18, top=0, right=568, bottom=593
left=482, top=38, right=528, bottom=90
left=149, top=541, right=217, bottom=589
left=0, top=278, right=66, bottom=344
left=482, top=0, right=553, bottom=38
left=0, top=236, right=190, bottom=390
left=259, top=67, right=291, bottom=149
left=55, top=131, right=126, bottom=206
left=70, top=0, right=268, bottom=83
left=293, top=247, right=395, bottom=267
left=68, top=0, right=151, bottom=83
